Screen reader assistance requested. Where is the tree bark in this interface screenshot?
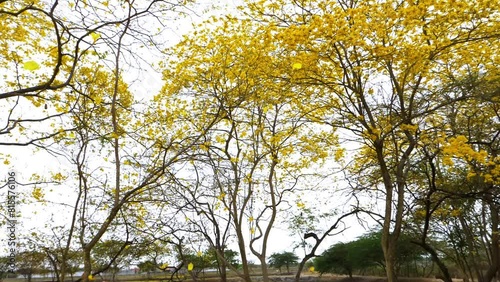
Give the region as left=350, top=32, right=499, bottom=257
left=483, top=196, right=499, bottom=282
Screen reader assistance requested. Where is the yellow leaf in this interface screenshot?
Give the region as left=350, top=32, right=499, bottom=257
left=292, top=62, right=302, bottom=70
left=161, top=263, right=168, bottom=269
left=187, top=262, right=194, bottom=271
left=23, top=61, right=40, bottom=71
left=90, top=32, right=100, bottom=42
left=3, top=159, right=10, bottom=165
left=53, top=172, right=65, bottom=181
left=32, top=187, right=45, bottom=201
left=196, top=251, right=202, bottom=257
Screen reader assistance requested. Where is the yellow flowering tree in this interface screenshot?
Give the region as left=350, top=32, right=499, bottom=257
left=394, top=68, right=499, bottom=282
left=433, top=76, right=498, bottom=282
left=243, top=0, right=500, bottom=280
left=152, top=16, right=338, bottom=282
left=0, top=0, right=191, bottom=146
left=0, top=1, right=199, bottom=282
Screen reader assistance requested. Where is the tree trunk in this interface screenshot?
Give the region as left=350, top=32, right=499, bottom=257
left=219, top=264, right=227, bottom=282
left=413, top=241, right=453, bottom=282
left=483, top=198, right=499, bottom=282
left=235, top=228, right=252, bottom=282
left=46, top=252, right=60, bottom=282
left=381, top=236, right=398, bottom=282
left=260, top=258, right=271, bottom=282
left=82, top=250, right=92, bottom=282
left=377, top=140, right=398, bottom=282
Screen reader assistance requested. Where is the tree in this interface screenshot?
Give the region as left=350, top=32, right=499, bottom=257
left=437, top=78, right=500, bottom=282
left=314, top=243, right=353, bottom=277
left=349, top=232, right=386, bottom=272
left=154, top=15, right=338, bottom=282
left=92, top=239, right=143, bottom=281
left=1, top=2, right=199, bottom=282
left=3, top=2, right=210, bottom=282
left=4, top=2, right=499, bottom=282
left=268, top=252, right=299, bottom=274
left=314, top=231, right=427, bottom=278
left=0, top=256, right=16, bottom=279
left=180, top=252, right=214, bottom=279
left=0, top=0, right=187, bottom=147
left=16, top=250, right=47, bottom=282
left=406, top=74, right=500, bottom=282
left=314, top=232, right=385, bottom=278
left=242, top=1, right=500, bottom=281
left=133, top=241, right=176, bottom=279
left=137, top=261, right=157, bottom=275
left=0, top=0, right=90, bottom=147
left=292, top=209, right=361, bottom=282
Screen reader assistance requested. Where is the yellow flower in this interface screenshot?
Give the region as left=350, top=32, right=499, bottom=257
left=292, top=62, right=302, bottom=70
left=23, top=61, right=40, bottom=71
left=90, top=32, right=100, bottom=42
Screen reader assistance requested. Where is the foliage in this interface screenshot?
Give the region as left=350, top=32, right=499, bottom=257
left=238, top=0, right=500, bottom=280
left=93, top=240, right=134, bottom=274
left=314, top=242, right=353, bottom=277
left=0, top=257, right=16, bottom=279
left=2, top=1, right=500, bottom=282
left=15, top=250, right=47, bottom=282
left=314, top=231, right=426, bottom=277
left=268, top=252, right=299, bottom=274
left=137, top=261, right=157, bottom=274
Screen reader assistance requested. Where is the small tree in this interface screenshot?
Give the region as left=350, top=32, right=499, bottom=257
left=314, top=243, right=353, bottom=278
left=0, top=256, right=16, bottom=279
left=137, top=261, right=157, bottom=277
left=268, top=252, right=299, bottom=274
left=315, top=230, right=427, bottom=277
left=223, top=250, right=240, bottom=268
left=16, top=251, right=47, bottom=282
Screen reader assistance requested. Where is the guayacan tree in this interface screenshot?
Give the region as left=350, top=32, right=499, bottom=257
left=3, top=2, right=500, bottom=282
left=153, top=14, right=339, bottom=282
left=240, top=0, right=500, bottom=281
